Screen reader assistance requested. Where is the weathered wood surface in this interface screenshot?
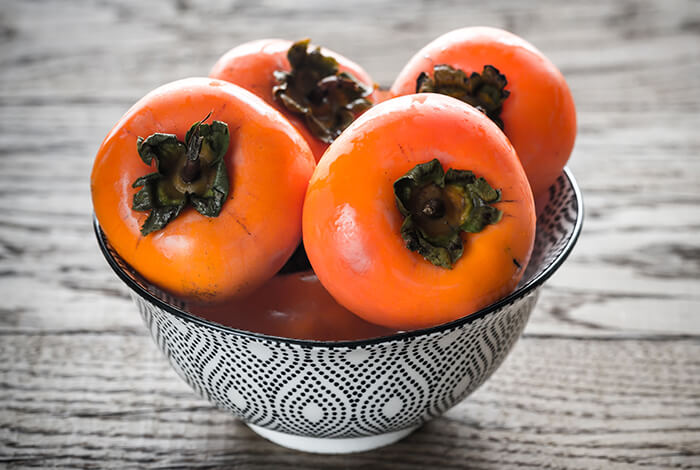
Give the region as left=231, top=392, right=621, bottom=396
left=3, top=335, right=699, bottom=468
left=1, top=0, right=699, bottom=468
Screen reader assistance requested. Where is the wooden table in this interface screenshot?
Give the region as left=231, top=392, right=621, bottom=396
left=2, top=0, right=699, bottom=468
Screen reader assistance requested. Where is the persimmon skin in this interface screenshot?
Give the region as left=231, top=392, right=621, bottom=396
left=91, top=78, right=315, bottom=304
left=391, top=27, right=577, bottom=199
left=302, top=94, right=536, bottom=331
left=209, top=39, right=378, bottom=162
left=191, top=272, right=396, bottom=341
left=373, top=88, right=394, bottom=104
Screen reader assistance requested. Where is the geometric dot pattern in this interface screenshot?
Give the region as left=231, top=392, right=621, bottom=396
left=134, top=290, right=537, bottom=437
left=107, top=170, right=580, bottom=439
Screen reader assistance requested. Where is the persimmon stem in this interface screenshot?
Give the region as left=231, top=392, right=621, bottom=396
left=272, top=39, right=373, bottom=144
left=181, top=150, right=201, bottom=183
left=394, top=159, right=502, bottom=269
left=181, top=111, right=213, bottom=183
left=132, top=113, right=230, bottom=235
left=421, top=198, right=445, bottom=219
left=416, top=65, right=510, bottom=130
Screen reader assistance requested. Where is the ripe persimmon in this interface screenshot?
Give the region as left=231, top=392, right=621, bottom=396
left=373, top=88, right=394, bottom=104
left=91, top=77, right=315, bottom=304
left=209, top=38, right=377, bottom=162
left=391, top=26, right=577, bottom=199
left=302, top=94, right=536, bottom=330
left=191, top=271, right=396, bottom=341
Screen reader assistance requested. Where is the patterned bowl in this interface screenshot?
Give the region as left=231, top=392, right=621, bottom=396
left=95, top=168, right=582, bottom=454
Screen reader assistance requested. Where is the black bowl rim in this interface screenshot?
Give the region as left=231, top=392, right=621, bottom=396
left=94, top=167, right=583, bottom=348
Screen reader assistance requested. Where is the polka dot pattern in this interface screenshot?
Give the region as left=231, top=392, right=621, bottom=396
left=109, top=170, right=580, bottom=439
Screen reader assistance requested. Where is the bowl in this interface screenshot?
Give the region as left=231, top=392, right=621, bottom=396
left=94, top=168, right=583, bottom=454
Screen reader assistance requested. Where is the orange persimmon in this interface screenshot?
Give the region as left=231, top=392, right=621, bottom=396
left=209, top=38, right=377, bottom=162
left=91, top=77, right=315, bottom=304
left=302, top=94, right=536, bottom=330
left=373, top=88, right=394, bottom=104
left=191, top=271, right=396, bottom=341
left=391, top=26, right=577, bottom=199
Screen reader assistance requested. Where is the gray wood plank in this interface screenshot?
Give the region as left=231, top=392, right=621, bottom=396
left=2, top=334, right=699, bottom=469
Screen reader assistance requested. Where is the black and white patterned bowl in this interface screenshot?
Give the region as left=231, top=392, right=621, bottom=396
left=94, top=168, right=582, bottom=454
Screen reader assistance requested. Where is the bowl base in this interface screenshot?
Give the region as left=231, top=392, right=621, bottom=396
left=246, top=423, right=419, bottom=454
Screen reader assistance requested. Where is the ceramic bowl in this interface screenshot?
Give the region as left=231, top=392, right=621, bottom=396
left=94, top=168, right=582, bottom=454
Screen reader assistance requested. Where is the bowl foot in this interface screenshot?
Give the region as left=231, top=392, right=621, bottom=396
left=246, top=423, right=419, bottom=454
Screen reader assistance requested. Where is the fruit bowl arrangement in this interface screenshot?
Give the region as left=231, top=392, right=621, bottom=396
left=92, top=27, right=582, bottom=453
left=94, top=169, right=581, bottom=453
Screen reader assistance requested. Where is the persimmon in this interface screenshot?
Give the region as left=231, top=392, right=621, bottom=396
left=391, top=26, right=577, bottom=198
left=91, top=77, right=315, bottom=304
left=302, top=94, right=536, bottom=330
left=191, top=271, right=396, bottom=341
left=209, top=38, right=377, bottom=162
left=373, top=88, right=394, bottom=104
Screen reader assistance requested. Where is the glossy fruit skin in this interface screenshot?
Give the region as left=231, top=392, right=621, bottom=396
left=190, top=271, right=396, bottom=341
left=209, top=39, right=377, bottom=162
left=91, top=78, right=315, bottom=304
left=391, top=26, right=577, bottom=198
left=303, top=94, right=536, bottom=331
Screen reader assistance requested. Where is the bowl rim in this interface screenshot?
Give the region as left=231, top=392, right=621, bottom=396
left=94, top=167, right=583, bottom=348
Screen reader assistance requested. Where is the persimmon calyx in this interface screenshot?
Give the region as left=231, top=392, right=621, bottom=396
left=416, top=64, right=510, bottom=130
left=273, top=39, right=373, bottom=144
left=131, top=116, right=230, bottom=236
left=394, top=159, right=502, bottom=269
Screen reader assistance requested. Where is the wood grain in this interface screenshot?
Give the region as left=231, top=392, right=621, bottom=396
left=2, top=334, right=699, bottom=469
left=1, top=0, right=699, bottom=467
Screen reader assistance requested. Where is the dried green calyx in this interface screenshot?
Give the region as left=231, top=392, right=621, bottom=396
left=394, top=159, right=503, bottom=269
left=273, top=39, right=373, bottom=143
left=131, top=113, right=230, bottom=236
left=416, top=64, right=510, bottom=130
